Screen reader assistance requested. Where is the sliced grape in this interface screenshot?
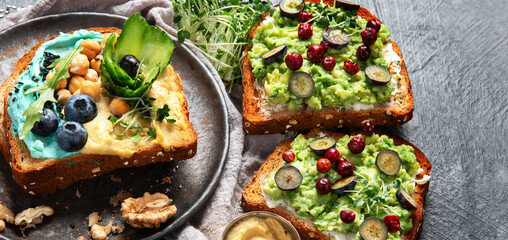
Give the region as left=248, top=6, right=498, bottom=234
left=280, top=0, right=305, bottom=18
left=359, top=217, right=388, bottom=240
left=331, top=175, right=357, bottom=196
left=365, top=65, right=392, bottom=85
left=275, top=166, right=303, bottom=191
left=335, top=0, right=360, bottom=11
left=396, top=187, right=419, bottom=211
left=262, top=45, right=287, bottom=64
left=288, top=71, right=315, bottom=98
left=322, top=29, right=351, bottom=49
left=309, top=136, right=336, bottom=156
left=375, top=150, right=401, bottom=176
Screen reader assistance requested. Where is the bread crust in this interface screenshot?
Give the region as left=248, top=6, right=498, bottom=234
left=242, top=0, right=414, bottom=134
left=0, top=27, right=197, bottom=197
left=241, top=129, right=431, bottom=240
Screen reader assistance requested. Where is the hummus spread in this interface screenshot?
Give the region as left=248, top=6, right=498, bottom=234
left=225, top=216, right=293, bottom=240
left=81, top=65, right=190, bottom=158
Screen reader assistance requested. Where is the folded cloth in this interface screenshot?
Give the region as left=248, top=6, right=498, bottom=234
left=0, top=0, right=290, bottom=239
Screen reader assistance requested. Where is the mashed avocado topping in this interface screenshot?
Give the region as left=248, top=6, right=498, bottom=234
left=249, top=3, right=394, bottom=110
left=262, top=133, right=421, bottom=239
left=7, top=30, right=103, bottom=159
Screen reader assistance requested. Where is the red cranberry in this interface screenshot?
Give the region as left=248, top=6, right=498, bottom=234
left=348, top=136, right=365, bottom=154
left=343, top=60, right=359, bottom=75
left=384, top=215, right=401, bottom=232
left=298, top=23, right=313, bottom=40
left=322, top=56, right=336, bottom=71
left=285, top=53, right=303, bottom=70
left=320, top=40, right=329, bottom=52
left=337, top=157, right=347, bottom=163
left=282, top=151, right=296, bottom=163
left=337, top=161, right=354, bottom=176
left=298, top=11, right=313, bottom=22
left=361, top=27, right=378, bottom=45
left=367, top=19, right=382, bottom=32
left=340, top=210, right=356, bottom=223
left=307, top=44, right=325, bottom=63
left=315, top=178, right=331, bottom=195
left=361, top=121, right=375, bottom=136
left=316, top=158, right=332, bottom=173
left=324, top=148, right=340, bottom=164
left=356, top=45, right=371, bottom=61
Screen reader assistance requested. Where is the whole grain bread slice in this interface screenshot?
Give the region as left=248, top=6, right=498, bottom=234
left=0, top=27, right=197, bottom=197
left=242, top=0, right=414, bottom=134
left=241, top=129, right=431, bottom=240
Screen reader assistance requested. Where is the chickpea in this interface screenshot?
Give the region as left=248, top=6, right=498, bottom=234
left=69, top=53, right=89, bottom=76
left=56, top=89, right=72, bottom=105
left=55, top=78, right=68, bottom=90
left=84, top=69, right=99, bottom=82
left=69, top=76, right=85, bottom=94
left=55, top=62, right=62, bottom=72
left=46, top=70, right=55, bottom=81
left=80, top=39, right=101, bottom=60
left=101, top=33, right=117, bottom=49
left=0, top=219, right=4, bottom=232
left=91, top=55, right=103, bottom=73
left=100, top=87, right=107, bottom=94
left=109, top=98, right=130, bottom=116
left=80, top=81, right=100, bottom=101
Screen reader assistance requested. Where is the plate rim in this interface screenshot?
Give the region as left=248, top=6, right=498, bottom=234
left=0, top=12, right=230, bottom=240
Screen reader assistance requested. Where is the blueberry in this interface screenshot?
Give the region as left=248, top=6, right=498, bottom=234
left=64, top=94, right=98, bottom=123
left=55, top=121, right=88, bottom=152
left=118, top=54, right=140, bottom=78
left=32, top=108, right=59, bottom=137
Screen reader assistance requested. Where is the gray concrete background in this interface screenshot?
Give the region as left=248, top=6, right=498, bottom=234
left=0, top=0, right=507, bottom=239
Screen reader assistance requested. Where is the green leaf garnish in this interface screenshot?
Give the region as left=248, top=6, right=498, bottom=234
left=156, top=104, right=171, bottom=122
left=129, top=130, right=142, bottom=143
left=177, top=29, right=190, bottom=43
left=19, top=45, right=83, bottom=140
left=147, top=126, right=156, bottom=138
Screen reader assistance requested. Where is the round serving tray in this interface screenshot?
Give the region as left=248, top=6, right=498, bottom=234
left=0, top=12, right=229, bottom=240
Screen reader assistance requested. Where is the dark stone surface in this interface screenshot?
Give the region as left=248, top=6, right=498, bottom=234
left=1, top=0, right=507, bottom=239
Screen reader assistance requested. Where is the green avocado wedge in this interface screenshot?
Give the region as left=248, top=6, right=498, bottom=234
left=101, top=13, right=175, bottom=98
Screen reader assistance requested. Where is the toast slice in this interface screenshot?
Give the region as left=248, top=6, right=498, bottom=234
left=0, top=28, right=197, bottom=197
left=241, top=129, right=431, bottom=240
left=242, top=0, right=414, bottom=134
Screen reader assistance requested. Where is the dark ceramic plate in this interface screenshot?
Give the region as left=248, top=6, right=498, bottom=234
left=0, top=13, right=229, bottom=239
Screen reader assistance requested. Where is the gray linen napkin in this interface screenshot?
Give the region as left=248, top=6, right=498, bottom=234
left=0, top=0, right=291, bottom=239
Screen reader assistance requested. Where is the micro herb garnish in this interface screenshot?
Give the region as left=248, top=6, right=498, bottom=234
left=156, top=104, right=176, bottom=123
left=172, top=0, right=275, bottom=91
left=19, top=45, right=83, bottom=140
left=147, top=126, right=156, bottom=138
left=107, top=99, right=176, bottom=142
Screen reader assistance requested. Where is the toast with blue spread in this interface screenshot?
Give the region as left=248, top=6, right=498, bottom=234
left=0, top=14, right=197, bottom=197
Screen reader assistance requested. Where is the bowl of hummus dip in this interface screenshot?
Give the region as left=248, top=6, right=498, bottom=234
left=222, top=211, right=300, bottom=240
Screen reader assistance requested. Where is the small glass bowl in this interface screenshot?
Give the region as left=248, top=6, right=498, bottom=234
left=221, top=211, right=300, bottom=240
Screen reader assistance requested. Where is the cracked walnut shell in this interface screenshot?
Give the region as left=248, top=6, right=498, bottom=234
left=121, top=192, right=177, bottom=228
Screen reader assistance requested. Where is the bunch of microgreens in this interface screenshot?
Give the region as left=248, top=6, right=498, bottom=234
left=172, top=0, right=275, bottom=91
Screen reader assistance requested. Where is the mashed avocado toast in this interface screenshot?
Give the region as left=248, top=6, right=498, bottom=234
left=0, top=13, right=197, bottom=197
left=242, top=0, right=414, bottom=134
left=241, top=129, right=431, bottom=240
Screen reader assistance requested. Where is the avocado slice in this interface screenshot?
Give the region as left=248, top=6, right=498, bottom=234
left=101, top=13, right=175, bottom=98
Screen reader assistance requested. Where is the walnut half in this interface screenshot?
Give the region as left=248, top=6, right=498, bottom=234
left=14, top=206, right=54, bottom=231
left=121, top=192, right=177, bottom=228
